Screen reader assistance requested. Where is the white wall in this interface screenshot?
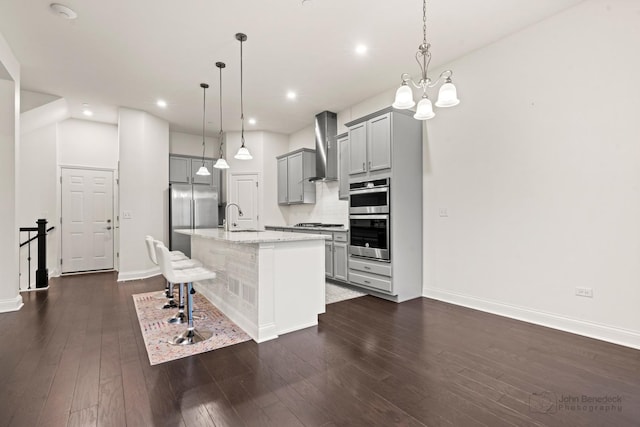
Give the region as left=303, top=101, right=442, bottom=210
left=169, top=131, right=219, bottom=157
left=117, top=108, right=169, bottom=281
left=327, top=0, right=640, bottom=349
left=19, top=124, right=59, bottom=288
left=0, top=31, right=22, bottom=311
left=423, top=0, right=640, bottom=347
left=224, top=131, right=289, bottom=227
left=58, top=118, right=118, bottom=169
left=262, top=132, right=289, bottom=226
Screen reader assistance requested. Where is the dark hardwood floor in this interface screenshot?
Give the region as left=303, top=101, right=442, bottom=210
left=1, top=272, right=638, bottom=426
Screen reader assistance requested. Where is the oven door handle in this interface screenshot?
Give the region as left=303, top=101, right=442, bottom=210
left=349, top=187, right=388, bottom=196
left=349, top=214, right=389, bottom=220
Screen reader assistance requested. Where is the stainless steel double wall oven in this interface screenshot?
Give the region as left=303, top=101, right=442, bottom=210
left=349, top=178, right=391, bottom=261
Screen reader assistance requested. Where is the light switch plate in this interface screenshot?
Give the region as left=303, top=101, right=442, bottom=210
left=439, top=208, right=449, bottom=217
left=122, top=211, right=132, bottom=219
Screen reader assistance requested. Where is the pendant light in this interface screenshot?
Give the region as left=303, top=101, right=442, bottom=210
left=392, top=0, right=460, bottom=120
left=213, top=62, right=230, bottom=169
left=195, top=83, right=211, bottom=176
left=234, top=33, right=253, bottom=160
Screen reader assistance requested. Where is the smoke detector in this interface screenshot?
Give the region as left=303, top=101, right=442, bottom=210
left=50, top=3, right=78, bottom=20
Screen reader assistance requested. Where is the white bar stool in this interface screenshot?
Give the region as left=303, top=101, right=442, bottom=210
left=155, top=242, right=216, bottom=346
left=144, top=236, right=200, bottom=312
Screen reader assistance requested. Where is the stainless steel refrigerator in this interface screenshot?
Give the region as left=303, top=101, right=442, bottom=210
left=169, top=183, right=219, bottom=257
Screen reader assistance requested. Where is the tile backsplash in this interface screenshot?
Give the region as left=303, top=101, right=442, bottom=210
left=285, top=181, right=348, bottom=226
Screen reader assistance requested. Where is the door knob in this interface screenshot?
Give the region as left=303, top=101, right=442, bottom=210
left=106, top=226, right=112, bottom=230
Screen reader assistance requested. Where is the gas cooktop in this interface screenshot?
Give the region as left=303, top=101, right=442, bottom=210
left=294, top=223, right=344, bottom=228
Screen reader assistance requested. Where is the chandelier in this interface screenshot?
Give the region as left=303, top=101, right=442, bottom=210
left=392, top=0, right=460, bottom=120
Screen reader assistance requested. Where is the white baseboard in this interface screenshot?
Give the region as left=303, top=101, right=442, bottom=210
left=0, top=295, right=24, bottom=313
left=117, top=267, right=160, bottom=282
left=423, top=287, right=640, bottom=350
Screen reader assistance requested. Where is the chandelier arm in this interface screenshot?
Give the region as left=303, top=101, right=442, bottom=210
left=425, top=70, right=454, bottom=88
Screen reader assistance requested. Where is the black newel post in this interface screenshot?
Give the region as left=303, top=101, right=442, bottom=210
left=36, top=219, right=49, bottom=289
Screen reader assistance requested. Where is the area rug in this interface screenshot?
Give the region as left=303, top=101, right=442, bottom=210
left=326, top=282, right=366, bottom=304
left=132, top=291, right=250, bottom=365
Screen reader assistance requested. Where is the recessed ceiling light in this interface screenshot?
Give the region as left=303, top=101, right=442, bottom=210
left=286, top=91, right=297, bottom=100
left=83, top=109, right=93, bottom=117
left=355, top=44, right=368, bottom=55
left=248, top=118, right=257, bottom=125
left=156, top=99, right=167, bottom=108
left=49, top=3, right=77, bottom=20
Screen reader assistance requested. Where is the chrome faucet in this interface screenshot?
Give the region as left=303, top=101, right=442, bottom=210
left=224, top=203, right=243, bottom=231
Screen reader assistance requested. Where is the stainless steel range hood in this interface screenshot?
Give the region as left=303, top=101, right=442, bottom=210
left=309, top=111, right=338, bottom=182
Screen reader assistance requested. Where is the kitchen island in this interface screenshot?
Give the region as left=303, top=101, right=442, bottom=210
left=176, top=228, right=328, bottom=342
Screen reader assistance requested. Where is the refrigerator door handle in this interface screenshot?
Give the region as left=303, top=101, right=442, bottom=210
left=192, top=199, right=196, bottom=230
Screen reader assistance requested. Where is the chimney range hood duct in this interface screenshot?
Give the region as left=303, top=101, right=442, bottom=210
left=309, top=111, right=338, bottom=182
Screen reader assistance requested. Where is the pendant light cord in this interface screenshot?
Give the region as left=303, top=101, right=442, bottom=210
left=219, top=65, right=224, bottom=157
left=240, top=37, right=245, bottom=147
left=201, top=84, right=207, bottom=165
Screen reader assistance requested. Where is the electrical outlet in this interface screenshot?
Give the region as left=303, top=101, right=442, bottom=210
left=439, top=208, right=449, bottom=218
left=575, top=287, right=594, bottom=298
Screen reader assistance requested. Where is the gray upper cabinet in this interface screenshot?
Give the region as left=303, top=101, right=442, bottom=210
left=169, top=156, right=190, bottom=183
left=277, top=148, right=316, bottom=205
left=337, top=133, right=349, bottom=200
left=277, top=157, right=288, bottom=204
left=287, top=152, right=304, bottom=203
left=367, top=113, right=391, bottom=171
left=348, top=122, right=367, bottom=175
left=348, top=112, right=392, bottom=177
left=169, top=155, right=219, bottom=188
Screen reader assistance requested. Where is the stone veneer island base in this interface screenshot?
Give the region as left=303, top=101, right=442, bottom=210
left=177, top=229, right=327, bottom=342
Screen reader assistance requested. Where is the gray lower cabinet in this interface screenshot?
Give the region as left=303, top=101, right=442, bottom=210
left=333, top=242, right=348, bottom=281
left=348, top=257, right=392, bottom=293
left=337, top=133, right=349, bottom=200
left=277, top=148, right=316, bottom=205
left=325, top=241, right=333, bottom=277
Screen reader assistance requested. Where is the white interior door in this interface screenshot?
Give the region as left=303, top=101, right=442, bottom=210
left=228, top=173, right=259, bottom=231
left=61, top=168, right=114, bottom=273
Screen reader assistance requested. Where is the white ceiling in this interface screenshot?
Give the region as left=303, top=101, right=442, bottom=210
left=0, top=0, right=584, bottom=136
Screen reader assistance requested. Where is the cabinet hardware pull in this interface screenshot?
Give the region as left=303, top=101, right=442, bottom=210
left=362, top=162, right=365, bottom=171
left=364, top=266, right=371, bottom=270
left=364, top=280, right=371, bottom=284
left=368, top=161, right=372, bottom=169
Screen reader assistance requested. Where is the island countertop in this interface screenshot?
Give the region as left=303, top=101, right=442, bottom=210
left=176, top=228, right=331, bottom=244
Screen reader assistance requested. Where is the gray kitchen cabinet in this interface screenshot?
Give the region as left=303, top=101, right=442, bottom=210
left=337, top=133, right=349, bottom=200
left=348, top=122, right=367, bottom=175
left=276, top=148, right=316, bottom=205
left=277, top=157, right=288, bottom=204
left=347, top=112, right=392, bottom=177
left=333, top=242, right=348, bottom=282
left=169, top=155, right=219, bottom=187
left=345, top=106, right=423, bottom=302
left=325, top=241, right=333, bottom=277
left=367, top=113, right=391, bottom=171
left=169, top=156, right=190, bottom=183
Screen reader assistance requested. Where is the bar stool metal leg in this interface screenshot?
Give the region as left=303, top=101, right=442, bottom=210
left=160, top=282, right=178, bottom=309
left=169, top=282, right=213, bottom=346
left=167, top=282, right=186, bottom=324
